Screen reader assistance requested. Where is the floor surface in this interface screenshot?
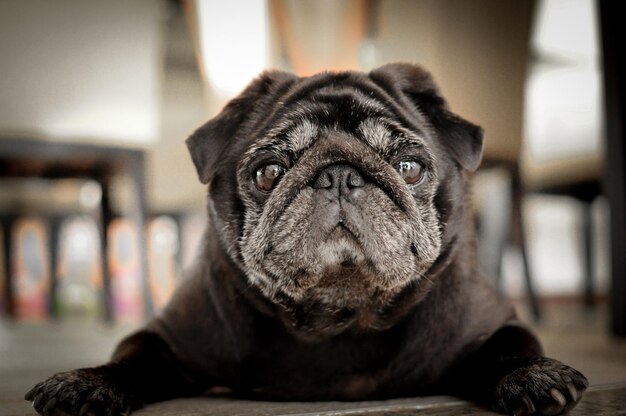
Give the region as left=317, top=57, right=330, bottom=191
left=2, top=301, right=625, bottom=416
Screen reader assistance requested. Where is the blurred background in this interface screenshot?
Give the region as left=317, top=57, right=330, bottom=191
left=1, top=0, right=625, bottom=413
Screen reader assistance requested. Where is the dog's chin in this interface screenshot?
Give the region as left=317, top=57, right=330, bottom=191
left=271, top=274, right=408, bottom=342
left=251, top=234, right=421, bottom=341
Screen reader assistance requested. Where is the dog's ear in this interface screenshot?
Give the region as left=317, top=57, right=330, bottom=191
left=369, top=63, right=484, bottom=172
left=186, top=70, right=297, bottom=184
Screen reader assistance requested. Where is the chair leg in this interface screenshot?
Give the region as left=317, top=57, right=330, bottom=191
left=1, top=216, right=14, bottom=317
left=96, top=176, right=113, bottom=323
left=511, top=166, right=541, bottom=321
left=581, top=201, right=595, bottom=308
left=48, top=215, right=64, bottom=318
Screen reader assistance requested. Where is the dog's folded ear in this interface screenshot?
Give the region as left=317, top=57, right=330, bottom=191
left=186, top=70, right=297, bottom=184
left=370, top=63, right=484, bottom=172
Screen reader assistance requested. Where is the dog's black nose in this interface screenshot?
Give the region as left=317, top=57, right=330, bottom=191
left=312, top=164, right=366, bottom=195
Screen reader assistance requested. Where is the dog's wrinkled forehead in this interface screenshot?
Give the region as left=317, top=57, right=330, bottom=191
left=242, top=81, right=430, bottom=163
left=245, top=118, right=427, bottom=163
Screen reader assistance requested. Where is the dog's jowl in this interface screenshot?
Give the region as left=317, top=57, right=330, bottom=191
left=26, top=63, right=587, bottom=415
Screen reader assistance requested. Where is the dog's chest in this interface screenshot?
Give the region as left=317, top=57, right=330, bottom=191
left=238, top=341, right=387, bottom=399
left=232, top=323, right=444, bottom=400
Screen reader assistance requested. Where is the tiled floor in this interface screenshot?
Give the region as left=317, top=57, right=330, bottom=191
left=2, top=301, right=626, bottom=416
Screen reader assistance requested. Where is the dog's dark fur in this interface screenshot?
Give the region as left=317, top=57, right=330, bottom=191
left=26, top=63, right=587, bottom=416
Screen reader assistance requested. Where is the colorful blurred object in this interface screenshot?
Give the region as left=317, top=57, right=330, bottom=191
left=147, top=216, right=180, bottom=312
left=55, top=216, right=103, bottom=320
left=108, top=218, right=144, bottom=323
left=12, top=218, right=50, bottom=321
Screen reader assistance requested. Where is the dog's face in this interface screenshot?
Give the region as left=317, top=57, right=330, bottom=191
left=187, top=63, right=483, bottom=340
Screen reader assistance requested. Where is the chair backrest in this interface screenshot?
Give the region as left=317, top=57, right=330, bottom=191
left=375, top=0, right=535, bottom=163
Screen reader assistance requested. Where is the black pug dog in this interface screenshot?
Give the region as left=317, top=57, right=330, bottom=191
left=26, top=63, right=587, bottom=416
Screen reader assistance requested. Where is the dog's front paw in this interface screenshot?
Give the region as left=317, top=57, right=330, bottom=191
left=492, top=357, right=588, bottom=416
left=25, top=366, right=136, bottom=416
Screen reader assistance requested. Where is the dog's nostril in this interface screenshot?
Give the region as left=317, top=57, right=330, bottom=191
left=314, top=172, right=332, bottom=189
left=312, top=164, right=365, bottom=192
left=347, top=171, right=365, bottom=188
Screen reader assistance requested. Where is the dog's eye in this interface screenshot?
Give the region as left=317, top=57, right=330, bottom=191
left=254, top=164, right=286, bottom=191
left=397, top=160, right=423, bottom=185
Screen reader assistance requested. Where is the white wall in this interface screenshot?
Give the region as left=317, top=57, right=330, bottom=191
left=0, top=0, right=162, bottom=145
